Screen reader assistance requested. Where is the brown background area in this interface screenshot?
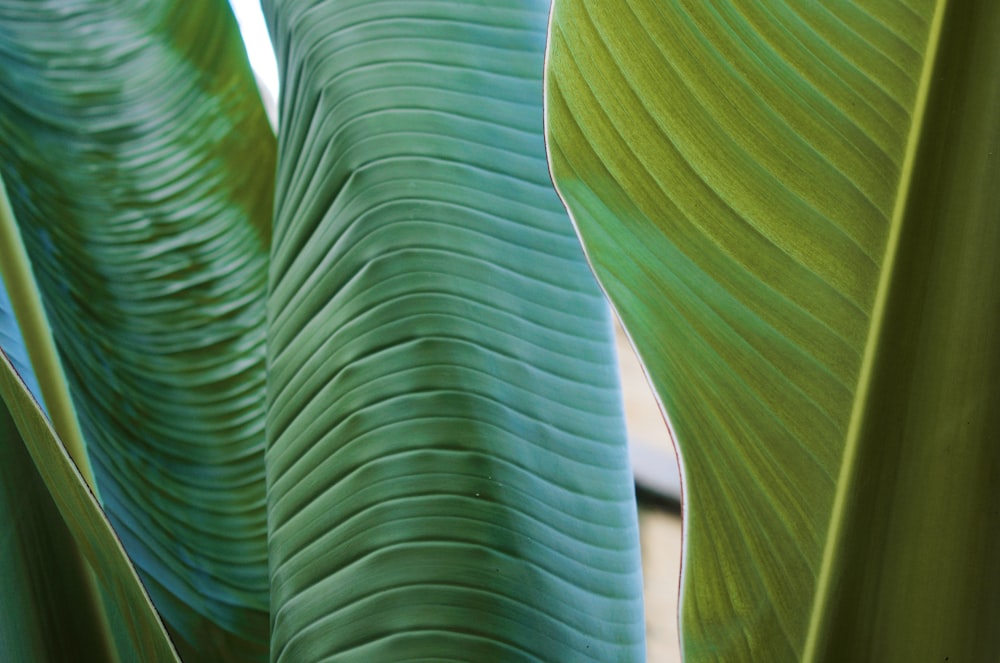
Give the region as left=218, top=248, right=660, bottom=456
left=616, top=322, right=683, bottom=663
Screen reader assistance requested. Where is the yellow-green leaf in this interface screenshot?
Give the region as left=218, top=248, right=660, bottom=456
left=546, top=1, right=1000, bottom=660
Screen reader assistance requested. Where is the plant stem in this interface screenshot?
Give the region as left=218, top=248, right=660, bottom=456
left=0, top=174, right=98, bottom=496
left=0, top=175, right=121, bottom=661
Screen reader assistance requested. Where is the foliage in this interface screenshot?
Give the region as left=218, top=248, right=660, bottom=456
left=546, top=0, right=1000, bottom=660
left=0, top=0, right=641, bottom=660
left=2, top=0, right=998, bottom=661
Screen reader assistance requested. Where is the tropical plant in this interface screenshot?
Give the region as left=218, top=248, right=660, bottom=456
left=546, top=0, right=1000, bottom=661
left=0, top=0, right=641, bottom=661
left=2, top=1, right=997, bottom=663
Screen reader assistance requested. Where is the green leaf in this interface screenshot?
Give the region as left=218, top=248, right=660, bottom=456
left=2, top=185, right=123, bottom=661
left=263, top=0, right=643, bottom=659
left=0, top=176, right=98, bottom=491
left=0, top=293, right=110, bottom=660
left=0, top=350, right=179, bottom=662
left=0, top=1, right=275, bottom=657
left=546, top=0, right=1000, bottom=660
left=0, top=282, right=42, bottom=409
left=0, top=421, right=93, bottom=661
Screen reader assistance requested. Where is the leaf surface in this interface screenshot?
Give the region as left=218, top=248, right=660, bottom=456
left=1, top=280, right=111, bottom=661
left=0, top=283, right=42, bottom=407
left=263, top=0, right=644, bottom=659
left=0, top=1, right=275, bottom=657
left=0, top=350, right=180, bottom=662
left=546, top=0, right=1000, bottom=660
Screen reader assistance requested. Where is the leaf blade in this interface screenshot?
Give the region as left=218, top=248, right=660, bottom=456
left=264, top=0, right=644, bottom=659
left=0, top=1, right=275, bottom=656
left=546, top=0, right=999, bottom=659
left=0, top=350, right=180, bottom=662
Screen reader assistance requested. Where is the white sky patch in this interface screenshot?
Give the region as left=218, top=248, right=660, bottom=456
left=228, top=0, right=279, bottom=100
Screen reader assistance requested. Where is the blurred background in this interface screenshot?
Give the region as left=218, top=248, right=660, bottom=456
left=616, top=322, right=682, bottom=663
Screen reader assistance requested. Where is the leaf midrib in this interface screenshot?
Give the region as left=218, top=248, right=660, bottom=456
left=802, top=1, right=950, bottom=659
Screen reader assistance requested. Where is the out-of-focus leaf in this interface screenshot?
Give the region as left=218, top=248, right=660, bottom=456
left=0, top=0, right=275, bottom=657
left=263, top=0, right=644, bottom=660
left=0, top=351, right=180, bottom=662
left=0, top=279, right=110, bottom=660
left=0, top=176, right=98, bottom=492
left=0, top=420, right=92, bottom=661
left=547, top=0, right=1000, bottom=660
left=0, top=282, right=42, bottom=408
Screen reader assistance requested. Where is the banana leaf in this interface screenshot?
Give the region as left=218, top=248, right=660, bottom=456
left=0, top=0, right=275, bottom=657
left=0, top=347, right=180, bottom=661
left=1, top=278, right=107, bottom=660
left=0, top=407, right=102, bottom=661
left=262, top=0, right=644, bottom=659
left=0, top=282, right=42, bottom=408
left=546, top=0, right=1000, bottom=660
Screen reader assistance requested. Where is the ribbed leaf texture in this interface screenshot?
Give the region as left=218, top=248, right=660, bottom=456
left=548, top=0, right=1000, bottom=661
left=0, top=1, right=275, bottom=657
left=263, top=0, right=644, bottom=660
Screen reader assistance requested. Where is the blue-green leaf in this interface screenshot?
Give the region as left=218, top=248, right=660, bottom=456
left=263, top=0, right=644, bottom=659
left=0, top=1, right=275, bottom=657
